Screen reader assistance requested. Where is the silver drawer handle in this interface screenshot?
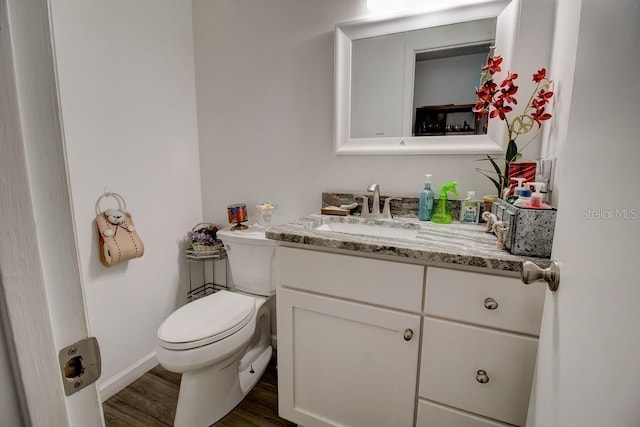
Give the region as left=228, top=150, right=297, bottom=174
left=403, top=329, right=414, bottom=341
left=476, top=369, right=490, bottom=384
left=484, top=297, right=498, bottom=310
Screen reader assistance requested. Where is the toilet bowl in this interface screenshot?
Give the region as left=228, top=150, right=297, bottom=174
left=156, top=226, right=276, bottom=427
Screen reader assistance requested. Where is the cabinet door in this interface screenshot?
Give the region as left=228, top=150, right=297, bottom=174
left=277, top=288, right=420, bottom=427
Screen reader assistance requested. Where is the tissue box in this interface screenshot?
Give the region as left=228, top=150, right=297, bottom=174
left=492, top=199, right=557, bottom=258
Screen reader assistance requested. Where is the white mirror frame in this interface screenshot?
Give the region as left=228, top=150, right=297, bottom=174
left=334, top=0, right=516, bottom=155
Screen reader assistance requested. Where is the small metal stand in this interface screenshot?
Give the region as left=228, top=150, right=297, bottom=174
left=185, top=246, right=228, bottom=301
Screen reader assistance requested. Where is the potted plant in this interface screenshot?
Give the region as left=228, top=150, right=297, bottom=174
left=473, top=48, right=554, bottom=197
left=188, top=223, right=222, bottom=252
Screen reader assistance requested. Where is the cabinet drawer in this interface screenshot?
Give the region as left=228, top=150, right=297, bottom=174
left=419, top=318, right=537, bottom=426
left=425, top=267, right=545, bottom=336
left=278, top=246, right=424, bottom=312
left=416, top=399, right=510, bottom=427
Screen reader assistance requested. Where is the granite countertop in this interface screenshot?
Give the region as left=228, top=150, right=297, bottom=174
left=265, top=214, right=550, bottom=273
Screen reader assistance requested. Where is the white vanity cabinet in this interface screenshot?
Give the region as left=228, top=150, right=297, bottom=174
left=276, top=247, right=424, bottom=427
left=276, top=246, right=545, bottom=427
left=417, top=267, right=545, bottom=426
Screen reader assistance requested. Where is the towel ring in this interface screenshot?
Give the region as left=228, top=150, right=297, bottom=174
left=95, top=192, right=127, bottom=216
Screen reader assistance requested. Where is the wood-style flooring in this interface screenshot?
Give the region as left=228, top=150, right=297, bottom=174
left=103, top=357, right=295, bottom=426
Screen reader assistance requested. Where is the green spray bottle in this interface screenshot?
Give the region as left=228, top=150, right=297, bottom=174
left=432, top=181, right=459, bottom=224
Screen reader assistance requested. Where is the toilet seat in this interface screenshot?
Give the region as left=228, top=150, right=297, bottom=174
left=158, top=291, right=256, bottom=350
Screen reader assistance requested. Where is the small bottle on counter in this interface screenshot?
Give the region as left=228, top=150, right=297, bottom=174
left=460, top=191, right=480, bottom=224
left=419, top=174, right=435, bottom=221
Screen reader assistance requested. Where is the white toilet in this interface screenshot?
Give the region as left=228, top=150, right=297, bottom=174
left=156, top=226, right=276, bottom=427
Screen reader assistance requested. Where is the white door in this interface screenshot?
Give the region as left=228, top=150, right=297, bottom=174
left=527, top=1, right=640, bottom=426
left=0, top=0, right=103, bottom=425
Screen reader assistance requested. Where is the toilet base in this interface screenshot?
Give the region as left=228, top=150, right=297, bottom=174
left=173, top=345, right=273, bottom=427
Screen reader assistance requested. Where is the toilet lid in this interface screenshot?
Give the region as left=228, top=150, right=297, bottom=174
left=157, top=291, right=256, bottom=350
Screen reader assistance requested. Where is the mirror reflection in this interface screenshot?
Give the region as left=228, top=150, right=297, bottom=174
left=349, top=18, right=495, bottom=139
left=413, top=43, right=491, bottom=136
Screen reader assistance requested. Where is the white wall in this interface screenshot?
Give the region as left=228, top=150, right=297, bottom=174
left=193, top=0, right=506, bottom=225
left=48, top=0, right=203, bottom=396
left=413, top=53, right=488, bottom=108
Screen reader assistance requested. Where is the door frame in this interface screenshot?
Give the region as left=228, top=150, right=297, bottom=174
left=0, top=0, right=103, bottom=424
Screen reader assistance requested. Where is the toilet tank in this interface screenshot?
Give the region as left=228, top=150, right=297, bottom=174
left=217, top=227, right=276, bottom=296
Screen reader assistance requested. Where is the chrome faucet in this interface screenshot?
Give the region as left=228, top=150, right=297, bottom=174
left=367, top=183, right=381, bottom=215
left=360, top=184, right=398, bottom=219
left=354, top=195, right=369, bottom=215
left=383, top=197, right=401, bottom=219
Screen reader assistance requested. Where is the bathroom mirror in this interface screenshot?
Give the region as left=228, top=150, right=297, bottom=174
left=335, top=0, right=516, bottom=155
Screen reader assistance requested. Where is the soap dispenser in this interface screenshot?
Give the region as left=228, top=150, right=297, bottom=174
left=511, top=177, right=527, bottom=196
left=419, top=174, right=435, bottom=221
left=432, top=181, right=458, bottom=224
left=530, top=182, right=546, bottom=207
left=507, top=177, right=527, bottom=204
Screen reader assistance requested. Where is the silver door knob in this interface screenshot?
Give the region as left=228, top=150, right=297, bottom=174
left=484, top=297, right=499, bottom=310
left=403, top=329, right=414, bottom=341
left=476, top=369, right=490, bottom=384
left=521, top=260, right=560, bottom=292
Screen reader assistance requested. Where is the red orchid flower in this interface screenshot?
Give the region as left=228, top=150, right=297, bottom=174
left=532, top=98, right=547, bottom=108
left=531, top=107, right=552, bottom=125
left=532, top=68, right=547, bottom=83
left=537, top=88, right=554, bottom=100
left=472, top=100, right=489, bottom=113
left=482, top=55, right=503, bottom=75
left=489, top=99, right=512, bottom=120
left=476, top=81, right=497, bottom=101
left=499, top=84, right=519, bottom=105
left=500, top=72, right=518, bottom=87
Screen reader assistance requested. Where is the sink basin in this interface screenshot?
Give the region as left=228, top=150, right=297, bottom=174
left=314, top=220, right=421, bottom=240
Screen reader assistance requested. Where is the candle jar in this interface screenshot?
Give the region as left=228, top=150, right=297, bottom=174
left=227, top=203, right=249, bottom=230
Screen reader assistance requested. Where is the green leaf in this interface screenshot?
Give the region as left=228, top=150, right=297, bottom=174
left=486, top=155, right=501, bottom=180
left=505, top=140, right=518, bottom=163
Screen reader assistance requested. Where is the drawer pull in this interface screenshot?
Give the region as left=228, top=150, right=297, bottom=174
left=403, top=329, right=414, bottom=341
left=484, top=297, right=499, bottom=310
left=476, top=369, right=490, bottom=384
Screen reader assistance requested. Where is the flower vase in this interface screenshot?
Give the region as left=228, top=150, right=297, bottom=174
left=255, top=203, right=277, bottom=226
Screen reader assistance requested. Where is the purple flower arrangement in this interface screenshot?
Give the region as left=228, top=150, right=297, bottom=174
left=188, top=224, right=222, bottom=248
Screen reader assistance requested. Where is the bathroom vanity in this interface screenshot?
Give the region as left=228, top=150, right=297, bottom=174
left=267, top=215, right=547, bottom=427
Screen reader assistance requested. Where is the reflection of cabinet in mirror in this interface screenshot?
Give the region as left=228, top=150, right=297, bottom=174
left=414, top=104, right=487, bottom=136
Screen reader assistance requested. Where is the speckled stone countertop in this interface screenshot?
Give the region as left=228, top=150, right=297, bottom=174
left=265, top=214, right=550, bottom=273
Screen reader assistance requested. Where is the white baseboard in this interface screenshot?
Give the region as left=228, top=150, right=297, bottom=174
left=99, top=350, right=158, bottom=402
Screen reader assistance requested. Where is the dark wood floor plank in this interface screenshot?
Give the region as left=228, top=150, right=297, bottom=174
left=148, top=365, right=181, bottom=387
left=103, top=397, right=173, bottom=427
left=104, top=357, right=295, bottom=427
